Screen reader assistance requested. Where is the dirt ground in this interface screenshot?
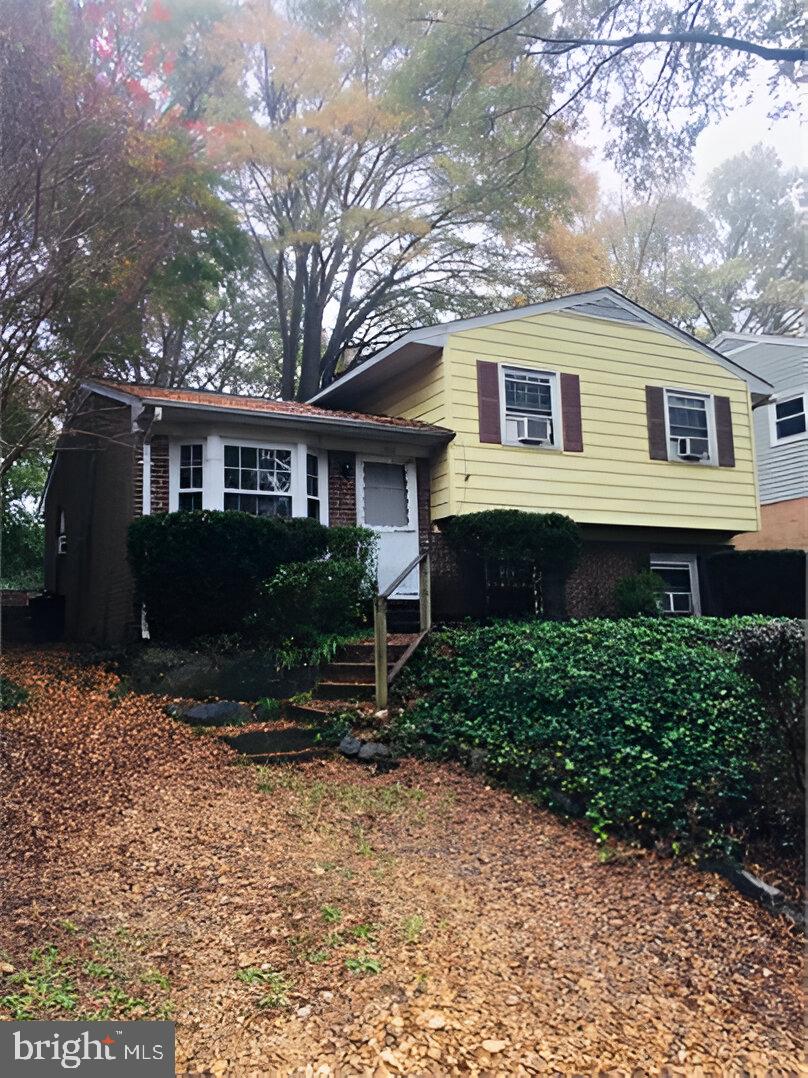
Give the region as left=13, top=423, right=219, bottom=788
left=0, top=648, right=804, bottom=1077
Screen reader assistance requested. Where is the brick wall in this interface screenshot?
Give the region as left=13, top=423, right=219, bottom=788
left=565, top=543, right=647, bottom=618
left=328, top=451, right=357, bottom=526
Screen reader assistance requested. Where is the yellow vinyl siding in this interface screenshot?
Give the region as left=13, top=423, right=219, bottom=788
left=351, top=351, right=452, bottom=517
left=443, top=310, right=759, bottom=531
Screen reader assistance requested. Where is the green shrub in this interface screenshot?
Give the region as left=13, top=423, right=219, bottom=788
left=127, top=511, right=375, bottom=643
left=614, top=570, right=664, bottom=617
left=0, top=675, right=29, bottom=710
left=251, top=557, right=373, bottom=646
left=442, top=510, right=581, bottom=575
left=394, top=617, right=801, bottom=854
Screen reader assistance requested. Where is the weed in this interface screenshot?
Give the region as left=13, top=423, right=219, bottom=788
left=324, top=932, right=345, bottom=949
left=401, top=914, right=425, bottom=944
left=354, top=826, right=374, bottom=857
left=58, top=919, right=79, bottom=935
left=351, top=923, right=378, bottom=943
left=321, top=904, right=342, bottom=924
left=305, top=949, right=330, bottom=965
left=82, top=961, right=114, bottom=980
left=235, top=968, right=291, bottom=1008
left=345, top=954, right=381, bottom=975
left=255, top=697, right=282, bottom=721
left=141, top=969, right=170, bottom=991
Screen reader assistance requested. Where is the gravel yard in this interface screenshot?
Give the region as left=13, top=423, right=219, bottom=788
left=0, top=649, right=803, bottom=1076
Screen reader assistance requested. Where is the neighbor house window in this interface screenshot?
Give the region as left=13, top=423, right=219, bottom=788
left=502, top=367, right=558, bottom=446
left=665, top=391, right=712, bottom=462
left=773, top=394, right=806, bottom=442
left=223, top=444, right=292, bottom=517
left=306, top=453, right=320, bottom=519
left=178, top=444, right=203, bottom=511
left=650, top=555, right=700, bottom=615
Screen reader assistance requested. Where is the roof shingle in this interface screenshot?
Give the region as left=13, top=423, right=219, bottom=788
left=87, top=380, right=450, bottom=435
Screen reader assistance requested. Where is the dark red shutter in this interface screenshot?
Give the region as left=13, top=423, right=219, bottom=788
left=714, top=396, right=736, bottom=467
left=645, top=385, right=668, bottom=460
left=560, top=373, right=583, bottom=452
left=477, top=360, right=501, bottom=444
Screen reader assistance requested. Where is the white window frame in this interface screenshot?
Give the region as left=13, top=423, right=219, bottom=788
left=650, top=553, right=701, bottom=616
left=222, top=440, right=295, bottom=518
left=177, top=443, right=204, bottom=512
left=768, top=391, right=808, bottom=447
left=356, top=457, right=416, bottom=533
left=663, top=387, right=717, bottom=466
left=499, top=364, right=563, bottom=450
left=168, top=437, right=327, bottom=521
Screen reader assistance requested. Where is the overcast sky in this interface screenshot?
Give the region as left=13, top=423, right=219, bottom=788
left=585, top=64, right=804, bottom=203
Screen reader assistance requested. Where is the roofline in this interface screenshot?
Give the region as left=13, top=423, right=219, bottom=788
left=711, top=331, right=808, bottom=351
left=80, top=381, right=453, bottom=443
left=310, top=287, right=772, bottom=403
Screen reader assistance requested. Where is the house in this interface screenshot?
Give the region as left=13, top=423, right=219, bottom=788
left=44, top=288, right=771, bottom=644
left=710, top=332, right=807, bottom=551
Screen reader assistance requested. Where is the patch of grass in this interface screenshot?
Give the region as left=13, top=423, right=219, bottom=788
left=305, top=949, right=331, bottom=965
left=0, top=945, right=77, bottom=1019
left=401, top=914, right=425, bottom=944
left=57, top=919, right=79, bottom=935
left=321, top=904, right=342, bottom=924
left=236, top=968, right=291, bottom=1008
left=255, top=770, right=424, bottom=828
left=345, top=954, right=381, bottom=975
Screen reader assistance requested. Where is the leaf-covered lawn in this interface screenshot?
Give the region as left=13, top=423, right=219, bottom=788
left=0, top=649, right=803, bottom=1076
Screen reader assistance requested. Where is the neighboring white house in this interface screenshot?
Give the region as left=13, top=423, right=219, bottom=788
left=711, top=332, right=808, bottom=550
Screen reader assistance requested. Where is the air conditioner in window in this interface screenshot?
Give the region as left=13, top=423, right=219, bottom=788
left=676, top=436, right=709, bottom=461
left=516, top=416, right=552, bottom=445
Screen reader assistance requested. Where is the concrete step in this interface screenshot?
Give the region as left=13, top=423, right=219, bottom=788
left=317, top=680, right=374, bottom=702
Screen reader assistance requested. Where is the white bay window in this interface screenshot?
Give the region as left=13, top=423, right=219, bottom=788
left=223, top=445, right=293, bottom=517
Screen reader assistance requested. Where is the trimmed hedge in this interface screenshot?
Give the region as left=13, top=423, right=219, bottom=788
left=442, top=509, right=581, bottom=575
left=394, top=616, right=804, bottom=854
left=127, top=511, right=375, bottom=643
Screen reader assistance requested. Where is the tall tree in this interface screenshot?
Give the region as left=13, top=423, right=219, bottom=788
left=203, top=0, right=580, bottom=399
left=542, top=146, right=803, bottom=337
left=422, top=0, right=803, bottom=190
left=0, top=0, right=241, bottom=477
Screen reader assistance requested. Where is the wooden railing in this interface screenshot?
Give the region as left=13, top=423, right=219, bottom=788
left=373, top=550, right=431, bottom=709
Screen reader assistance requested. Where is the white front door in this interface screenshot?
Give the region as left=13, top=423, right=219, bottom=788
left=358, top=459, right=419, bottom=598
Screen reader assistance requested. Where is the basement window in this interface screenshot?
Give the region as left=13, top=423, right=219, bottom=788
left=650, top=554, right=701, bottom=615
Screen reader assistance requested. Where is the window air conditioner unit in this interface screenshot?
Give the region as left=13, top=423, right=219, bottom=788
left=676, top=436, right=709, bottom=461
left=516, top=416, right=552, bottom=445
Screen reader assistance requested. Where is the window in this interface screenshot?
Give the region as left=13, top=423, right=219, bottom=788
left=502, top=367, right=557, bottom=446
left=773, top=394, right=806, bottom=442
left=650, top=555, right=700, bottom=615
left=665, top=391, right=712, bottom=462
left=223, top=444, right=292, bottom=517
left=178, top=444, right=203, bottom=511
left=306, top=453, right=320, bottom=520
left=362, top=462, right=408, bottom=527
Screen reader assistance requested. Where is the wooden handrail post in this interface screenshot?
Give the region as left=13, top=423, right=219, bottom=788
left=373, top=595, right=388, bottom=710
left=419, top=551, right=431, bottom=633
